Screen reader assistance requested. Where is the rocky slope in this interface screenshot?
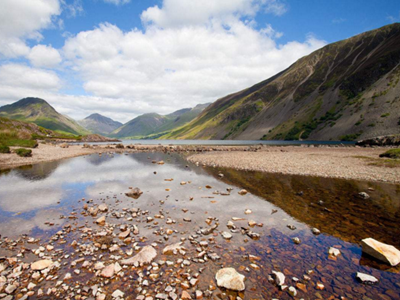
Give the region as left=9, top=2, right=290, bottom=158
left=112, top=103, right=210, bottom=138
left=0, top=98, right=89, bottom=135
left=79, top=113, right=122, bottom=136
left=164, top=23, right=400, bottom=141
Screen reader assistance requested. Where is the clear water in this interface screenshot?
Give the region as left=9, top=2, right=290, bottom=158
left=0, top=152, right=398, bottom=299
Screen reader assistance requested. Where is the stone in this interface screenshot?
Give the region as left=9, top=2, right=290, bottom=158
left=119, top=229, right=130, bottom=239
left=101, top=264, right=115, bottom=278
left=356, top=272, right=378, bottom=284
left=361, top=238, right=400, bottom=266
left=312, top=228, right=321, bottom=235
left=31, top=259, right=53, bottom=271
left=271, top=271, right=285, bottom=286
left=98, top=204, right=108, bottom=212
left=5, top=284, right=16, bottom=294
left=215, top=267, right=245, bottom=291
left=358, top=192, right=370, bottom=199
left=238, top=189, right=248, bottom=195
left=163, top=243, right=184, bottom=255
left=221, top=232, right=232, bottom=240
left=96, top=216, right=106, bottom=225
left=328, top=247, right=341, bottom=257
left=125, top=187, right=143, bottom=199
left=292, top=237, right=301, bottom=244
left=288, top=286, right=297, bottom=296
left=120, top=246, right=157, bottom=266
left=112, top=290, right=124, bottom=298
left=181, top=291, right=192, bottom=300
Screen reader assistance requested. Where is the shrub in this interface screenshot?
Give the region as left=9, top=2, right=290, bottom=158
left=379, top=149, right=400, bottom=159
left=0, top=145, right=10, bottom=153
left=115, top=143, right=124, bottom=149
left=15, top=148, right=32, bottom=157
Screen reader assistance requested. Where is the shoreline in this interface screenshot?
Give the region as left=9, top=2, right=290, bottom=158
left=1, top=143, right=399, bottom=184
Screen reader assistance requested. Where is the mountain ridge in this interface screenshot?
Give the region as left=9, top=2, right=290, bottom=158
left=0, top=97, right=89, bottom=135
left=79, top=113, right=122, bottom=136
left=163, top=23, right=400, bottom=141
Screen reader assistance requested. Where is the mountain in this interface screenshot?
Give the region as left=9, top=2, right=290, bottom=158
left=164, top=23, right=400, bottom=141
left=112, top=103, right=210, bottom=138
left=79, top=113, right=122, bottom=136
left=0, top=97, right=89, bottom=135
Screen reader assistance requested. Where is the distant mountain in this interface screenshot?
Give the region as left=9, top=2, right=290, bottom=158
left=165, top=23, right=400, bottom=141
left=0, top=97, right=89, bottom=135
left=112, top=103, right=210, bottom=138
left=79, top=113, right=122, bottom=136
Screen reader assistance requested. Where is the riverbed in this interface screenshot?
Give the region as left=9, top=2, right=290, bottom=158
left=0, top=152, right=399, bottom=299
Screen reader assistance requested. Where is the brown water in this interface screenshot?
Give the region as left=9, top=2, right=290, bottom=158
left=0, top=152, right=399, bottom=299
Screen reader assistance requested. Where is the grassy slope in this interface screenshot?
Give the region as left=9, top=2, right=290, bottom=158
left=165, top=23, right=400, bottom=141
left=0, top=98, right=89, bottom=135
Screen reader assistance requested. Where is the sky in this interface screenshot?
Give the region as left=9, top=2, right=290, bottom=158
left=0, top=0, right=399, bottom=123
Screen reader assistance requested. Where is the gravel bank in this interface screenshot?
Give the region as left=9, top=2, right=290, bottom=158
left=188, top=146, right=400, bottom=184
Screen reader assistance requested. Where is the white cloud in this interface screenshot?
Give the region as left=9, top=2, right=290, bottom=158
left=0, top=64, right=61, bottom=91
left=28, top=45, right=62, bottom=68
left=61, top=17, right=325, bottom=121
left=0, top=0, right=324, bottom=124
left=103, top=0, right=131, bottom=5
left=141, top=0, right=287, bottom=28
left=0, top=0, right=61, bottom=58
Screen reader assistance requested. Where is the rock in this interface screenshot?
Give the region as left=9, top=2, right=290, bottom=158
left=215, top=267, right=245, bottom=291
left=100, top=264, right=115, bottom=278
left=312, top=228, right=321, bottom=235
left=5, top=284, right=16, bottom=294
left=316, top=283, right=325, bottom=290
left=31, top=259, right=53, bottom=271
left=328, top=247, right=341, bottom=257
left=238, top=189, right=248, bottom=195
left=96, top=216, right=106, bottom=225
left=163, top=243, right=184, bottom=255
left=244, top=209, right=252, bottom=214
left=112, top=290, right=125, bottom=298
left=361, top=238, right=400, bottom=266
left=120, top=246, right=157, bottom=266
left=288, top=286, right=297, bottom=296
left=98, top=204, right=108, bottom=212
left=271, top=271, right=285, bottom=286
left=125, top=187, right=143, bottom=199
left=358, top=192, right=370, bottom=199
left=181, top=291, right=192, bottom=300
left=356, top=272, right=378, bottom=284
left=119, top=229, right=130, bottom=239
left=292, top=237, right=301, bottom=244
left=221, top=232, right=232, bottom=240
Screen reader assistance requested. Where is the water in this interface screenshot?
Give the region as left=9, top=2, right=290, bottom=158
left=77, top=139, right=356, bottom=146
left=0, top=152, right=398, bottom=299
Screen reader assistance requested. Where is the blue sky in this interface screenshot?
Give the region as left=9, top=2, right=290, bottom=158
left=0, top=0, right=399, bottom=122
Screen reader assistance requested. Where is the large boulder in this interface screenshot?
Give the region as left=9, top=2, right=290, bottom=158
left=215, top=268, right=245, bottom=291
left=361, top=238, right=400, bottom=266
left=120, top=246, right=157, bottom=267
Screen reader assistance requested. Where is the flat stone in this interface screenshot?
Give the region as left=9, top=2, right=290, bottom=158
left=272, top=271, right=285, bottom=286
left=101, top=264, right=115, bottom=278
left=356, top=272, right=378, bottom=284
left=221, top=232, right=232, bottom=240
left=96, top=216, right=106, bottom=225
left=361, top=238, right=400, bottom=266
left=215, top=267, right=245, bottom=291
left=31, top=259, right=53, bottom=271
left=120, top=246, right=157, bottom=266
left=163, top=242, right=184, bottom=255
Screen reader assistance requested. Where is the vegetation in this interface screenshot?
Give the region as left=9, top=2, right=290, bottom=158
left=379, top=149, right=400, bottom=159
left=0, top=145, right=10, bottom=153
left=0, top=131, right=38, bottom=148
left=339, top=132, right=362, bottom=141
left=15, top=148, right=32, bottom=157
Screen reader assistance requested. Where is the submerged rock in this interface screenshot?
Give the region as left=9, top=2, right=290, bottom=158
left=215, top=268, right=245, bottom=291
left=31, top=259, right=52, bottom=271
left=328, top=247, right=341, bottom=257
left=356, top=272, right=379, bottom=284
left=163, top=242, right=184, bottom=255
left=125, top=187, right=143, bottom=199
left=120, top=245, right=157, bottom=266
left=361, top=238, right=400, bottom=266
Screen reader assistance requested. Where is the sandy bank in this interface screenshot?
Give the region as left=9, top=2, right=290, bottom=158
left=188, top=146, right=400, bottom=184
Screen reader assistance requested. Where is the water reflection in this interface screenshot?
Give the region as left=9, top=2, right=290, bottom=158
left=0, top=152, right=399, bottom=299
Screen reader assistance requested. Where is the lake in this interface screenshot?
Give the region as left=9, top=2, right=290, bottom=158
left=0, top=152, right=398, bottom=299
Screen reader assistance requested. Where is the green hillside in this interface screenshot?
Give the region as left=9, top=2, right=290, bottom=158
left=164, top=23, right=400, bottom=141
left=0, top=97, right=89, bottom=135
